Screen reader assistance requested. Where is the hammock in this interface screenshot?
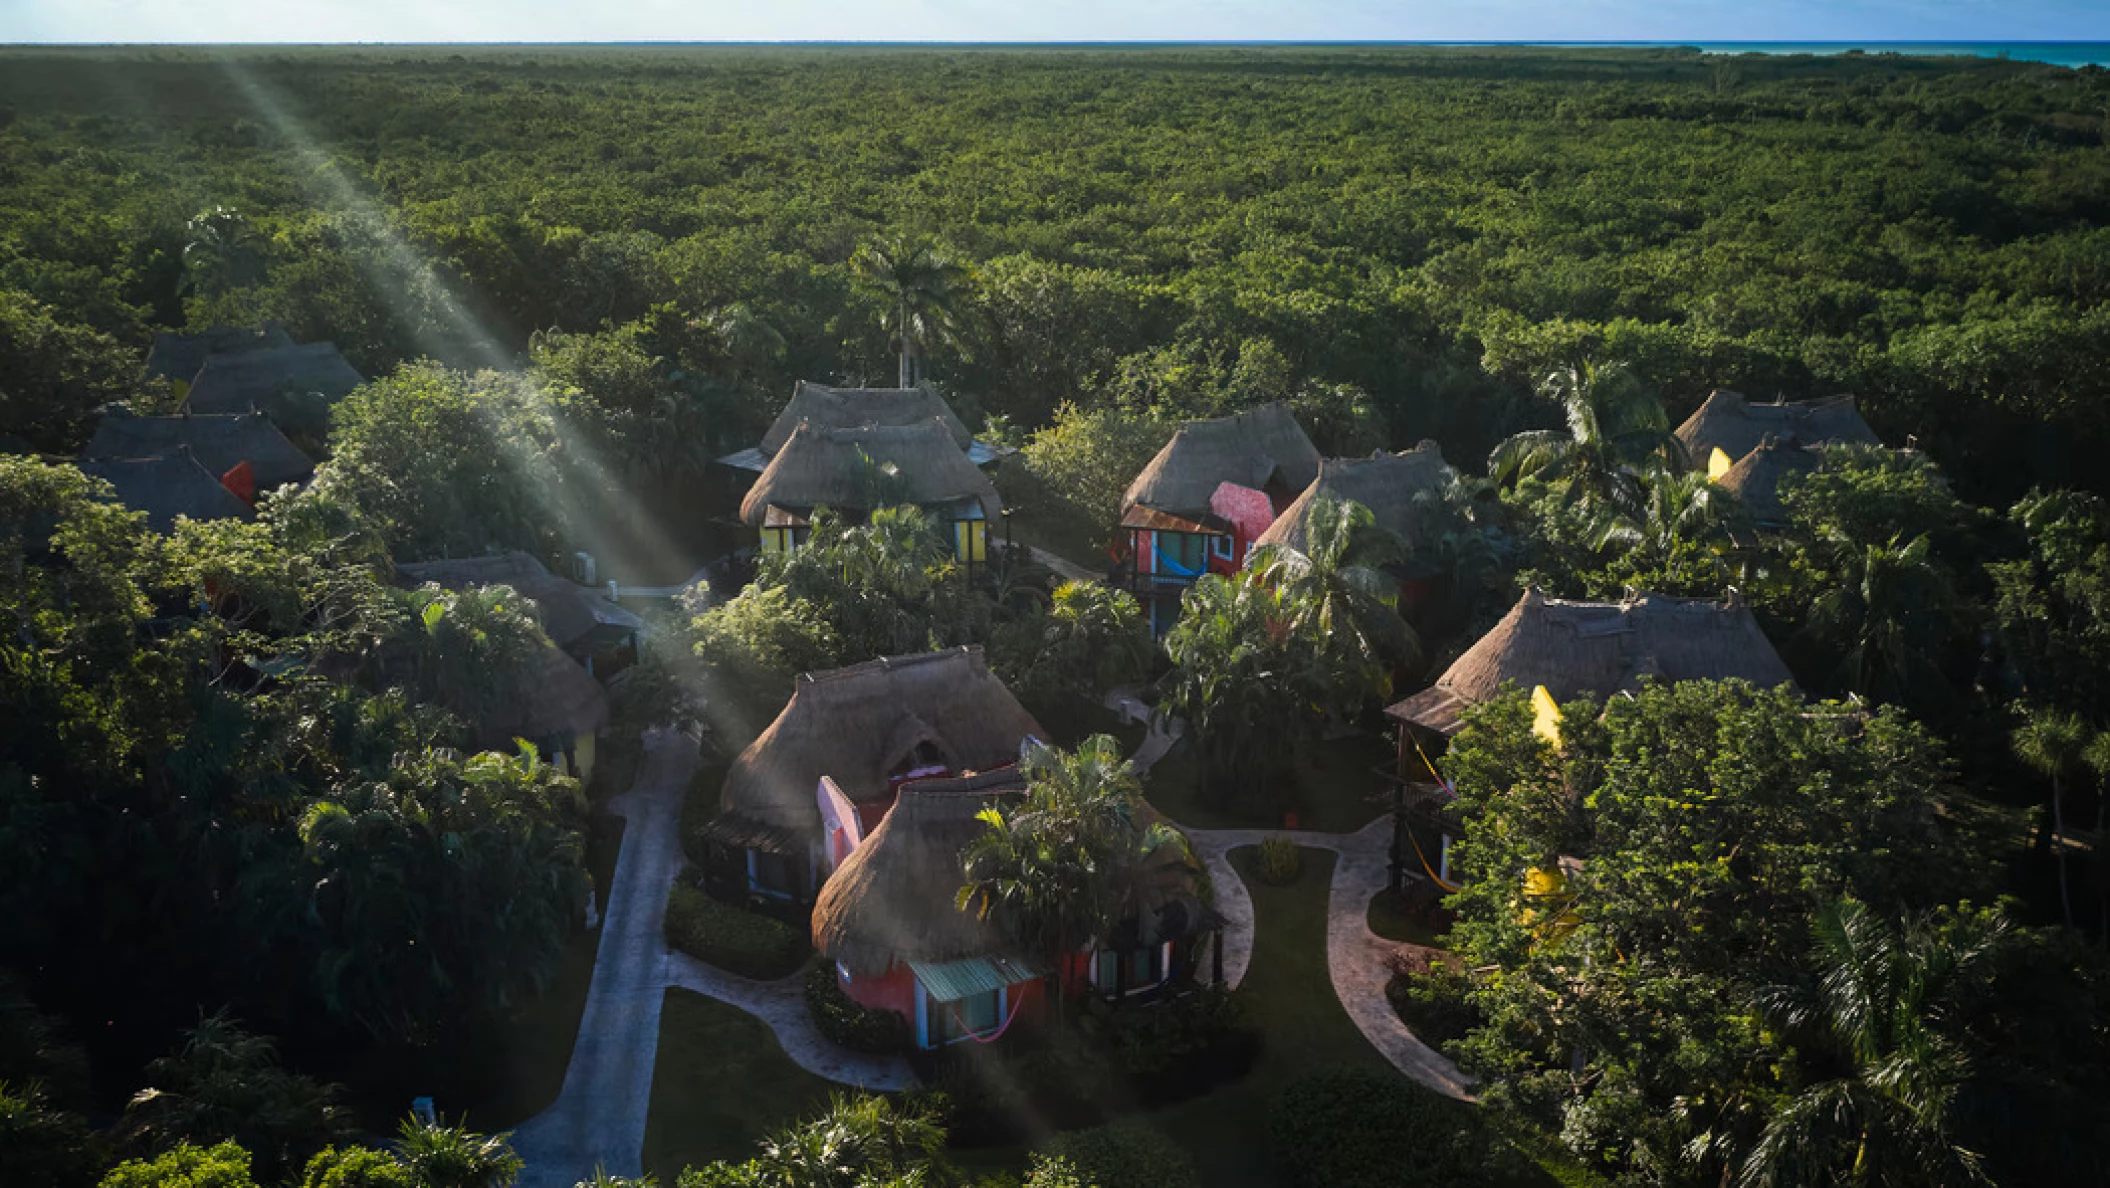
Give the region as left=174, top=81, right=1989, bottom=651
left=1408, top=824, right=1462, bottom=893
left=1154, top=543, right=1207, bottom=578
left=941, top=983, right=1031, bottom=1045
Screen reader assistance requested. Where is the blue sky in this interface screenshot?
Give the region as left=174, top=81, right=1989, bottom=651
left=5, top=0, right=2107, bottom=45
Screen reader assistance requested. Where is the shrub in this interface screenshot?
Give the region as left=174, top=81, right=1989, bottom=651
left=1257, top=835, right=1302, bottom=885
left=804, top=963, right=910, bottom=1054
left=1271, top=1069, right=1513, bottom=1188
left=1037, top=1120, right=1198, bottom=1188
left=664, top=883, right=808, bottom=980
left=1093, top=987, right=1257, bottom=1096
left=1383, top=960, right=1482, bottom=1050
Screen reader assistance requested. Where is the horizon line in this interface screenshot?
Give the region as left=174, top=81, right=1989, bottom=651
left=6, top=38, right=2110, bottom=49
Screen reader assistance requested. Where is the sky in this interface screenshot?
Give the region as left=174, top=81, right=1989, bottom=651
left=4, top=0, right=2108, bottom=45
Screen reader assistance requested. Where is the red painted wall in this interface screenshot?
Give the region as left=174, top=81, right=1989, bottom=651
left=840, top=962, right=916, bottom=1016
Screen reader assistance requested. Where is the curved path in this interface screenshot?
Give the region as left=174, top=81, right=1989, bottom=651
left=1177, top=818, right=1474, bottom=1101
left=509, top=729, right=910, bottom=1188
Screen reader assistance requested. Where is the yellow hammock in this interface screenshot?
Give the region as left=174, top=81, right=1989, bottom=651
left=1409, top=824, right=1461, bottom=893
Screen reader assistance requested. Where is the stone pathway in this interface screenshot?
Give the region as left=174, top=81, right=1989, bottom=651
left=1176, top=817, right=1474, bottom=1102
left=1027, top=544, right=1100, bottom=586
left=509, top=729, right=911, bottom=1188
left=1103, top=686, right=1182, bottom=773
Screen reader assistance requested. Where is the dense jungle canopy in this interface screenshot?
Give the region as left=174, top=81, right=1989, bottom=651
left=5, top=44, right=2110, bottom=505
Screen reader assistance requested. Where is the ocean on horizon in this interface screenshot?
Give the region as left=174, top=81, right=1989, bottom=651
left=1666, top=42, right=2110, bottom=69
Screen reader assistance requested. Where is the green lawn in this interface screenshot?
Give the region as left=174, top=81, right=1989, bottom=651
left=1146, top=732, right=1394, bottom=834
left=642, top=990, right=840, bottom=1179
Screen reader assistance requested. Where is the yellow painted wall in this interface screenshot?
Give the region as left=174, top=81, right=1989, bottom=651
left=573, top=731, right=596, bottom=786
left=1531, top=685, right=1563, bottom=746
left=954, top=518, right=987, bottom=563
left=1707, top=447, right=1734, bottom=481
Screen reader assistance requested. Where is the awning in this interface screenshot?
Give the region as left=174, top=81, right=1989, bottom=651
left=908, top=954, right=1049, bottom=1002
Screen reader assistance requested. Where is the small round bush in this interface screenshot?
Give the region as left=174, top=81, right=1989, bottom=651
left=1257, top=835, right=1303, bottom=885
left=1037, top=1120, right=1199, bottom=1188
left=1271, top=1068, right=1509, bottom=1188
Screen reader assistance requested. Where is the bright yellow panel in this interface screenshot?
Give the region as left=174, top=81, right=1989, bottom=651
left=1707, top=446, right=1734, bottom=481
left=1531, top=684, right=1563, bottom=745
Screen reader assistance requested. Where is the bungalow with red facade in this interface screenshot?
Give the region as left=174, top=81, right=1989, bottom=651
left=1119, top=403, right=1322, bottom=633
left=810, top=767, right=1221, bottom=1050
left=699, top=647, right=1046, bottom=907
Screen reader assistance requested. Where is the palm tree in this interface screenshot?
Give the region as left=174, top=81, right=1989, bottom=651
left=1247, top=495, right=1419, bottom=699
left=1736, top=900, right=2002, bottom=1188
left=394, top=1116, right=522, bottom=1188
left=1488, top=360, right=1681, bottom=517
left=1804, top=534, right=1957, bottom=708
left=1160, top=572, right=1301, bottom=805
left=957, top=735, right=1197, bottom=1017
left=2013, top=705, right=2092, bottom=929
left=851, top=234, right=972, bottom=388
left=180, top=205, right=263, bottom=298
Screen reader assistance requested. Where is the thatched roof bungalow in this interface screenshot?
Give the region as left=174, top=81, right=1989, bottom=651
left=145, top=324, right=294, bottom=387
left=1386, top=588, right=1796, bottom=736
left=1119, top=403, right=1322, bottom=632
left=183, top=342, right=366, bottom=437
left=717, top=381, right=1002, bottom=471
left=1254, top=441, right=1457, bottom=558
left=1675, top=390, right=1880, bottom=474
left=83, top=408, right=315, bottom=493
left=738, top=420, right=1001, bottom=563
left=394, top=551, right=643, bottom=675
left=1716, top=440, right=1822, bottom=531
left=703, top=647, right=1044, bottom=905
left=78, top=450, right=254, bottom=532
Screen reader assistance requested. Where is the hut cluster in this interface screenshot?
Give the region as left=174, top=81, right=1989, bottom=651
left=701, top=647, right=1218, bottom=1050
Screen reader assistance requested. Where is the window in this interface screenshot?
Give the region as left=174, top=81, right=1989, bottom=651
left=1158, top=532, right=1207, bottom=578
left=1211, top=533, right=1233, bottom=561
left=1093, top=944, right=1168, bottom=994
left=935, top=988, right=1002, bottom=1043
left=747, top=849, right=796, bottom=899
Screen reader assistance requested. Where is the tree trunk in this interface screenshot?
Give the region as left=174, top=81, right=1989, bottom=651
left=897, top=298, right=914, bottom=388
left=2055, top=775, right=2076, bottom=929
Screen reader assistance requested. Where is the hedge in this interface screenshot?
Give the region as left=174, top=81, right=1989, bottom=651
left=1270, top=1068, right=1516, bottom=1188
left=663, top=882, right=808, bottom=980
left=1037, top=1120, right=1200, bottom=1188
left=804, top=962, right=911, bottom=1054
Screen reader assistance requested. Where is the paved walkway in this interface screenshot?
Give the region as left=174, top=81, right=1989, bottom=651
left=1027, top=544, right=1100, bottom=586
left=510, top=730, right=911, bottom=1188
left=1103, top=686, right=1182, bottom=773
left=1176, top=817, right=1474, bottom=1102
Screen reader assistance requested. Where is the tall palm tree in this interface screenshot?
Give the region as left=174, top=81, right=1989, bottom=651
left=1804, top=534, right=1957, bottom=708
left=957, top=735, right=1197, bottom=1017
left=1247, top=495, right=1419, bottom=706
left=180, top=205, right=263, bottom=298
left=851, top=234, right=971, bottom=388
left=394, top=1116, right=522, bottom=1188
left=1736, top=900, right=2002, bottom=1188
left=2013, top=705, right=2092, bottom=929
left=1488, top=360, right=1681, bottom=517
left=756, top=1094, right=946, bottom=1188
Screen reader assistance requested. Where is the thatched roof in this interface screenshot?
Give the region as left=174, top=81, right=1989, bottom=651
left=183, top=343, right=366, bottom=434
left=1254, top=441, right=1457, bottom=554
left=77, top=451, right=254, bottom=532
left=394, top=551, right=642, bottom=654
left=759, top=382, right=974, bottom=458
left=1675, top=390, right=1880, bottom=467
left=738, top=420, right=1000, bottom=527
left=1386, top=588, right=1796, bottom=734
left=475, top=643, right=609, bottom=747
left=717, top=647, right=1046, bottom=839
left=83, top=408, right=314, bottom=491
left=146, top=325, right=294, bottom=384
left=1122, top=403, right=1322, bottom=522
left=811, top=768, right=1029, bottom=975
left=1717, top=441, right=1822, bottom=529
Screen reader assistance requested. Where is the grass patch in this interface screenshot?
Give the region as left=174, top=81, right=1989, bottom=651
left=1145, top=732, right=1393, bottom=834
left=1020, top=692, right=1149, bottom=753
left=1366, top=886, right=1451, bottom=948
left=437, top=923, right=602, bottom=1134
left=642, top=989, right=839, bottom=1179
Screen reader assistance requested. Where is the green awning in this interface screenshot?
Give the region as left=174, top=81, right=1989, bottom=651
left=907, top=955, right=1049, bottom=1003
